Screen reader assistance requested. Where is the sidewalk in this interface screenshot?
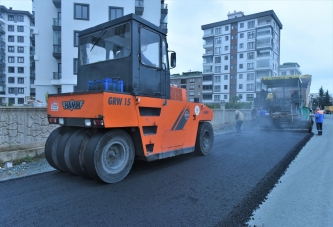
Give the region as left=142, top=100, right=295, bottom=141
left=248, top=114, right=333, bottom=226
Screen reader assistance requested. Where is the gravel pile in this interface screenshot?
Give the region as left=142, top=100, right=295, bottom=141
left=0, top=158, right=55, bottom=182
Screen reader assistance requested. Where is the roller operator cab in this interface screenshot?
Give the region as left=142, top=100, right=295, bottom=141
left=254, top=75, right=313, bottom=132
left=46, top=14, right=214, bottom=183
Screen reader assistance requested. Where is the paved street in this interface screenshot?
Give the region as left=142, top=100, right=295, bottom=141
left=248, top=114, right=333, bottom=227
left=0, top=125, right=311, bottom=226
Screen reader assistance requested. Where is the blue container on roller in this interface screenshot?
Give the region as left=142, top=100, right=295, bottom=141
left=88, top=78, right=113, bottom=91
left=111, top=78, right=124, bottom=92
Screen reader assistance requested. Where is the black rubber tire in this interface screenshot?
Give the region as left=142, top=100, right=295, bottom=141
left=67, top=129, right=91, bottom=177
left=45, top=127, right=67, bottom=171
left=83, top=130, right=135, bottom=183
left=195, top=122, right=214, bottom=156
left=56, top=127, right=78, bottom=172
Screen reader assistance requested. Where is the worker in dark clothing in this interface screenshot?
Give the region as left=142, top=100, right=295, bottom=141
left=313, top=107, right=324, bottom=135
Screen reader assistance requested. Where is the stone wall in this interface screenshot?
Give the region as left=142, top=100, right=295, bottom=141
left=0, top=107, right=251, bottom=163
left=0, top=107, right=58, bottom=163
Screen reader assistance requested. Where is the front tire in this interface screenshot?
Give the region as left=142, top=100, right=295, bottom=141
left=84, top=130, right=135, bottom=183
left=195, top=122, right=214, bottom=156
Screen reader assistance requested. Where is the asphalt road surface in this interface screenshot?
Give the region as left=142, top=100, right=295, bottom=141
left=248, top=114, right=333, bottom=227
left=0, top=127, right=311, bottom=227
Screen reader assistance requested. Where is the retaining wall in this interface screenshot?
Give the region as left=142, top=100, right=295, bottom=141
left=0, top=107, right=251, bottom=163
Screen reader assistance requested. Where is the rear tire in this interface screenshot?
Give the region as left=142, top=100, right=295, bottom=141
left=83, top=130, right=135, bottom=183
left=56, top=127, right=78, bottom=172
left=45, top=127, right=67, bottom=171
left=195, top=122, right=214, bottom=156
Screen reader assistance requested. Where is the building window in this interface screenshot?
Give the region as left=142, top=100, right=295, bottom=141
left=8, top=15, right=14, bottom=21
left=281, top=71, right=286, bottom=75
left=247, top=73, right=255, bottom=80
left=215, top=27, right=221, bottom=35
left=224, top=85, right=228, bottom=90
left=214, top=95, right=220, bottom=102
left=203, top=85, right=212, bottom=91
left=204, top=56, right=213, bottom=64
left=240, top=33, right=244, bottom=38
left=8, top=77, right=15, bottom=83
left=246, top=84, right=254, bottom=91
left=8, top=25, right=14, bottom=32
left=224, top=75, right=228, bottom=80
left=17, top=26, right=24, bottom=32
left=203, top=75, right=212, bottom=81
left=8, top=88, right=15, bottom=94
left=17, top=36, right=24, bottom=43
left=224, top=46, right=229, bottom=51
left=18, top=88, right=24, bottom=94
left=239, top=43, right=243, bottom=49
left=109, top=7, right=123, bottom=21
left=190, top=78, right=195, bottom=83
left=8, top=67, right=15, bottom=73
left=239, top=64, right=243, bottom=69
left=8, top=36, right=14, bottom=42
left=225, top=36, right=229, bottom=41
left=215, top=66, right=221, bottom=73
left=18, top=57, right=24, bottom=63
left=239, top=84, right=243, bottom=89
left=17, top=47, right=24, bottom=53
left=247, top=42, right=254, bottom=49
left=247, top=52, right=255, bottom=59
left=74, top=3, right=89, bottom=20
left=247, top=31, right=255, bottom=39
left=203, top=94, right=212, bottom=100
left=180, top=85, right=186, bottom=89
left=231, top=44, right=237, bottom=50
left=248, top=21, right=255, bottom=29
left=8, top=46, right=14, bottom=52
left=239, top=94, right=243, bottom=99
left=189, top=91, right=194, bottom=96
left=189, top=85, right=194, bottom=90
left=74, top=31, right=80, bottom=47
left=18, top=98, right=24, bottom=104
left=224, top=95, right=228, bottom=99
left=215, top=47, right=221, bottom=54
left=239, top=74, right=243, bottom=79
left=215, top=56, right=221, bottom=63
left=17, top=15, right=24, bottom=22
left=215, top=76, right=221, bottom=82
left=225, top=26, right=229, bottom=31
left=239, top=53, right=243, bottom=59
left=246, top=94, right=254, bottom=101
left=215, top=37, right=221, bottom=45
left=240, top=22, right=244, bottom=28
left=18, top=67, right=24, bottom=73
left=180, top=79, right=187, bottom=84
left=8, top=57, right=15, bottom=63
left=224, top=65, right=228, bottom=70
left=224, top=55, right=228, bottom=60
left=18, top=78, right=24, bottom=84
left=247, top=63, right=254, bottom=70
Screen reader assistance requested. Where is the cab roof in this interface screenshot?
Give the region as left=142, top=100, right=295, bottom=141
left=79, top=13, right=166, bottom=38
left=261, top=75, right=311, bottom=88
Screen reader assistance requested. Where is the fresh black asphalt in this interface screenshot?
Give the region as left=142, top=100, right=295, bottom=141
left=0, top=129, right=312, bottom=227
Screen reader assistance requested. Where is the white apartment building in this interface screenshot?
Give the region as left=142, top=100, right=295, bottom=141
left=279, top=62, right=302, bottom=76
left=201, top=10, right=283, bottom=103
left=33, top=0, right=168, bottom=102
left=0, top=6, right=34, bottom=106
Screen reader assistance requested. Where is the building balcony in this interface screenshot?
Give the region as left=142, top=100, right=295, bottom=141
left=161, top=3, right=168, bottom=14
left=0, top=26, right=5, bottom=34
left=30, top=61, right=35, bottom=68
left=135, top=0, right=144, bottom=16
left=53, top=45, right=61, bottom=59
left=52, top=0, right=61, bottom=8
left=30, top=73, right=35, bottom=80
left=257, top=20, right=272, bottom=27
left=53, top=72, right=62, bottom=80
left=53, top=18, right=61, bottom=30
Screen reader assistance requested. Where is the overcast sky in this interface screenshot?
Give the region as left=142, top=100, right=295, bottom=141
left=2, top=0, right=332, bottom=94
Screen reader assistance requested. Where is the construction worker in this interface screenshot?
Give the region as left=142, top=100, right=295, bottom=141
left=313, top=107, right=324, bottom=135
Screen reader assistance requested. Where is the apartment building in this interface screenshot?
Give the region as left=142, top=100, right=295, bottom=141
left=279, top=62, right=302, bottom=76
left=201, top=10, right=283, bottom=103
left=33, top=0, right=168, bottom=102
left=170, top=71, right=203, bottom=102
left=0, top=6, right=35, bottom=105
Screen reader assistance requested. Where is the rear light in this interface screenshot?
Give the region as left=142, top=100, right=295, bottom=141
left=93, top=119, right=104, bottom=126
left=49, top=118, right=58, bottom=124
left=58, top=118, right=65, bottom=125
left=84, top=119, right=92, bottom=127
